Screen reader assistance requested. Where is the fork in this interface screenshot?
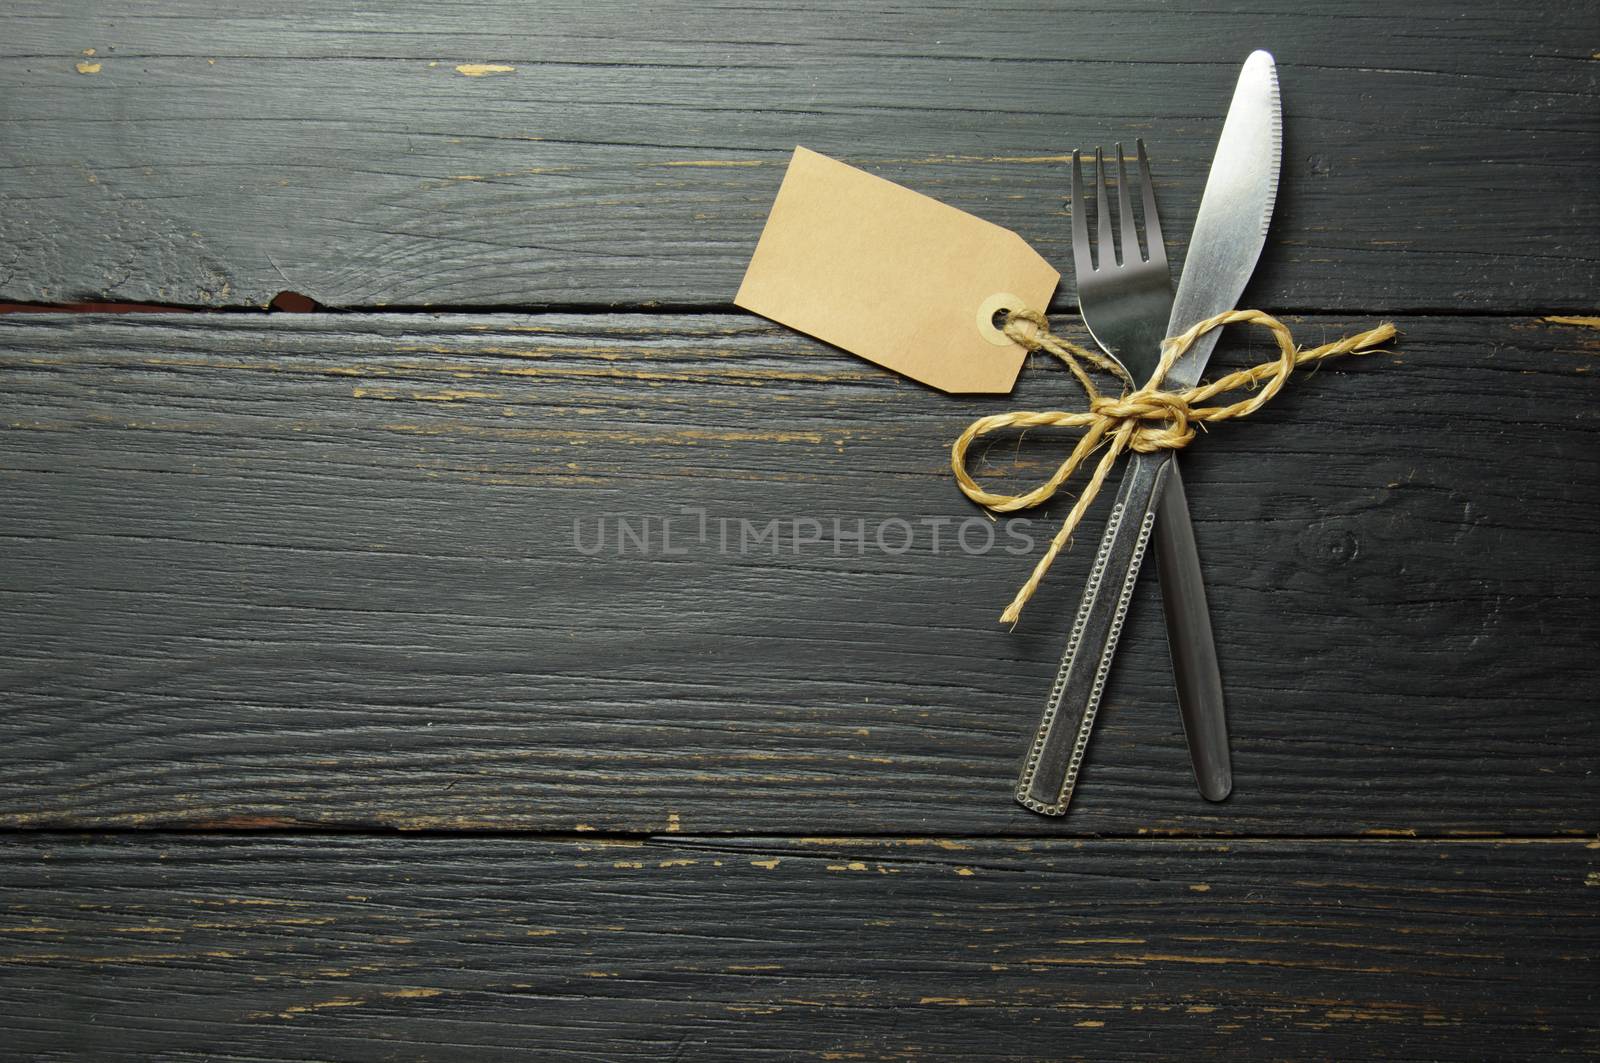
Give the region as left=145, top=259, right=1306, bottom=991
left=1015, top=141, right=1232, bottom=811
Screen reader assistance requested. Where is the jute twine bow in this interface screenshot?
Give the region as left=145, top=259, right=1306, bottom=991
left=951, top=307, right=1397, bottom=625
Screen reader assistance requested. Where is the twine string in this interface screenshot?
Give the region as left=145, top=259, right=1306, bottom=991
left=951, top=308, right=1397, bottom=625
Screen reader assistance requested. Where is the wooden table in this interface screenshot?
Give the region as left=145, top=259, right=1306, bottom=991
left=2, top=4, right=1596, bottom=1058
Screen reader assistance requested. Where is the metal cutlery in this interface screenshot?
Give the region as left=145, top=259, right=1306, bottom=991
left=1066, top=141, right=1232, bottom=803
left=1017, top=50, right=1282, bottom=816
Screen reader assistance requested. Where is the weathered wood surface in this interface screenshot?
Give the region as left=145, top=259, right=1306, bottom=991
left=1, top=1, right=1595, bottom=312
left=1, top=835, right=1594, bottom=1060
left=3, top=5, right=1596, bottom=1054
left=2, top=312, right=1594, bottom=834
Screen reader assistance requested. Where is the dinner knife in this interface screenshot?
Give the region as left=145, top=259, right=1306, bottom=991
left=1016, top=50, right=1282, bottom=815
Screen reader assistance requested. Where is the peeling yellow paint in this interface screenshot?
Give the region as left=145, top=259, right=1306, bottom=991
left=919, top=996, right=977, bottom=1006
left=612, top=860, right=643, bottom=869
left=455, top=63, right=515, bottom=76
left=955, top=867, right=975, bottom=877
left=1190, top=883, right=1211, bottom=892
left=278, top=997, right=366, bottom=1019
left=1584, top=871, right=1600, bottom=886
left=75, top=61, right=102, bottom=74
left=1132, top=952, right=1401, bottom=974
left=1324, top=1006, right=1415, bottom=1023
left=750, top=857, right=781, bottom=870
left=1076, top=1020, right=1106, bottom=1028
left=826, top=861, right=869, bottom=872
left=982, top=153, right=1076, bottom=164
left=886, top=837, right=974, bottom=852
left=82, top=48, right=96, bottom=56
left=665, top=811, right=681, bottom=833
left=1545, top=315, right=1600, bottom=329
left=351, top=386, right=499, bottom=402
left=526, top=929, right=558, bottom=937
left=383, top=988, right=443, bottom=1000
left=658, top=858, right=697, bottom=868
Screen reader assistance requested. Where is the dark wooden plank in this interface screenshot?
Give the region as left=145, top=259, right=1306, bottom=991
left=0, top=311, right=1594, bottom=834
left=0, top=834, right=1594, bottom=1060
left=0, top=1, right=1594, bottom=311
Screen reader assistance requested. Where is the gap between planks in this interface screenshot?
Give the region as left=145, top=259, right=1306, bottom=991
left=1, top=302, right=1595, bottom=319
left=0, top=828, right=1592, bottom=845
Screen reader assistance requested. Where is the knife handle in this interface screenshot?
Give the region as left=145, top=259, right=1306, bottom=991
left=1153, top=461, right=1232, bottom=802
left=1016, top=451, right=1169, bottom=815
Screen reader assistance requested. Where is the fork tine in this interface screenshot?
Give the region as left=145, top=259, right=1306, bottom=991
left=1115, top=142, right=1139, bottom=264
left=1094, top=146, right=1114, bottom=267
left=1070, top=149, right=1092, bottom=278
left=1136, top=138, right=1166, bottom=272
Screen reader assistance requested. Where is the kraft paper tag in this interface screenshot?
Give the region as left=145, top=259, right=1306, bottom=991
left=735, top=146, right=1059, bottom=394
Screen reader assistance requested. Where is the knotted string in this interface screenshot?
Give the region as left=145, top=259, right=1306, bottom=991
left=951, top=308, right=1397, bottom=625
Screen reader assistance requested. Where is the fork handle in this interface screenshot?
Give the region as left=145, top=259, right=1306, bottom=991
left=1016, top=451, right=1170, bottom=814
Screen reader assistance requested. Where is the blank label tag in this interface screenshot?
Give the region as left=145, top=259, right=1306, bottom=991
left=735, top=147, right=1059, bottom=394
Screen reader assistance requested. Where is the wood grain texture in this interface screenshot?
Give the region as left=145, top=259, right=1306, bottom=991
left=0, top=834, right=1594, bottom=1061
left=1, top=312, right=1595, bottom=834
left=4, top=7, right=1596, bottom=1058
left=0, top=1, right=1595, bottom=311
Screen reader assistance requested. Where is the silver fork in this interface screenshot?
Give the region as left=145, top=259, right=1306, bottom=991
left=1015, top=142, right=1231, bottom=812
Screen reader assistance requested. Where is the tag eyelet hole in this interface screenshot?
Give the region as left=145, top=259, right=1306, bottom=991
left=977, top=292, right=1026, bottom=348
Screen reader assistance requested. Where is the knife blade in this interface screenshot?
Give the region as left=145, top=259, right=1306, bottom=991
left=1016, top=50, right=1282, bottom=816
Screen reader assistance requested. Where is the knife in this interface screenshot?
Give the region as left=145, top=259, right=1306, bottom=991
left=1154, top=466, right=1232, bottom=802
left=1016, top=50, right=1282, bottom=815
